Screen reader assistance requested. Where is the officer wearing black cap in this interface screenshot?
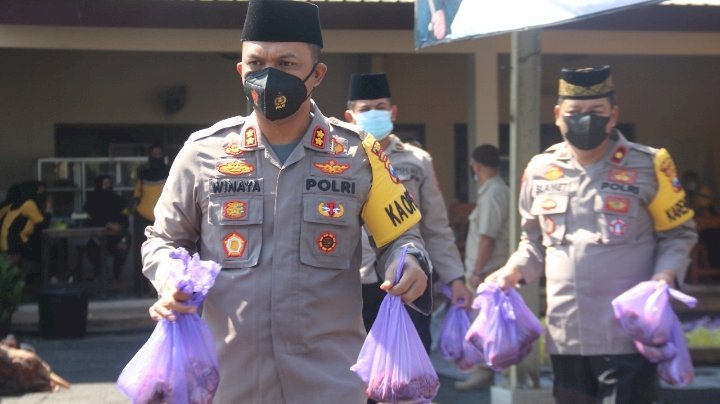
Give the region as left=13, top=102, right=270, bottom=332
left=142, top=1, right=432, bottom=402
left=345, top=73, right=472, bottom=353
left=488, top=65, right=697, bottom=403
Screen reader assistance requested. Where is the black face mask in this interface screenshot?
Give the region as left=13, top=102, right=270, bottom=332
left=563, top=113, right=611, bottom=150
left=243, top=65, right=316, bottom=121
left=149, top=157, right=165, bottom=169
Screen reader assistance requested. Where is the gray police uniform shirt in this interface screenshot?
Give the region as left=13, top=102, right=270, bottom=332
left=359, top=135, right=464, bottom=285
left=507, top=132, right=697, bottom=355
left=464, top=175, right=510, bottom=277
left=141, top=104, right=428, bottom=403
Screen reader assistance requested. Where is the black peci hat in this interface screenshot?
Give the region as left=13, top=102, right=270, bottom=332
left=347, top=73, right=392, bottom=101
left=558, top=65, right=615, bottom=99
left=241, top=0, right=323, bottom=48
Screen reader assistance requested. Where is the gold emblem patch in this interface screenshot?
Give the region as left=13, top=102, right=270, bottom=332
left=544, top=165, right=564, bottom=181
left=608, top=168, right=637, bottom=184
left=223, top=142, right=244, bottom=157
left=317, top=201, right=345, bottom=218
left=217, top=160, right=255, bottom=176
left=605, top=196, right=630, bottom=214
left=223, top=231, right=246, bottom=258
left=331, top=135, right=347, bottom=154
left=313, top=159, right=350, bottom=175
left=223, top=200, right=248, bottom=220
left=274, top=94, right=287, bottom=110
left=541, top=198, right=557, bottom=210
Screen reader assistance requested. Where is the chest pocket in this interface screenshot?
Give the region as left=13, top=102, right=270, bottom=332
left=299, top=194, right=359, bottom=270
left=594, top=193, right=639, bottom=245
left=208, top=194, right=263, bottom=269
left=530, top=194, right=569, bottom=247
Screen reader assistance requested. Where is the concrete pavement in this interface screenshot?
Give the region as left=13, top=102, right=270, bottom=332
left=4, top=298, right=720, bottom=403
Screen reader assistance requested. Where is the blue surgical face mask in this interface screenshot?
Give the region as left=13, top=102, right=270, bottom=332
left=354, top=109, right=393, bottom=140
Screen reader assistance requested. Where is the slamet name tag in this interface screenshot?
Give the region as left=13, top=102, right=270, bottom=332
left=360, top=136, right=421, bottom=247
left=647, top=148, right=694, bottom=231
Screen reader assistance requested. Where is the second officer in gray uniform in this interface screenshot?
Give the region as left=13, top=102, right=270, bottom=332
left=345, top=73, right=473, bottom=352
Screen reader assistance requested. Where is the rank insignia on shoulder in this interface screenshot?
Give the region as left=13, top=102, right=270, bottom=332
left=217, top=159, right=255, bottom=176
left=223, top=141, right=244, bottom=157
left=611, top=146, right=627, bottom=164
left=317, top=201, right=345, bottom=218
left=312, top=126, right=327, bottom=149
left=544, top=165, right=564, bottom=181
left=317, top=231, right=338, bottom=253
left=244, top=127, right=258, bottom=148
left=223, top=200, right=248, bottom=220
left=223, top=231, right=247, bottom=258
left=608, top=168, right=637, bottom=184
left=313, top=159, right=350, bottom=175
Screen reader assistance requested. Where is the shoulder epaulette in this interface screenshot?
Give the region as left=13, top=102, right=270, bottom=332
left=627, top=141, right=657, bottom=156
left=543, top=142, right=565, bottom=154
left=327, top=117, right=365, bottom=139
left=187, top=116, right=245, bottom=143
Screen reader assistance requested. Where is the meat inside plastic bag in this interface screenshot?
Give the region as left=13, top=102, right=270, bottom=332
left=117, top=247, right=222, bottom=404
left=658, top=316, right=694, bottom=386
left=437, top=294, right=484, bottom=371
left=465, top=283, right=543, bottom=372
left=350, top=246, right=440, bottom=403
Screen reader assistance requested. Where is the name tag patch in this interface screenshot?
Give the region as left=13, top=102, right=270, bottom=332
left=210, top=179, right=262, bottom=194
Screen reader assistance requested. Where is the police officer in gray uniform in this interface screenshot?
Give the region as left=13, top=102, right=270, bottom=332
left=488, top=65, right=697, bottom=403
left=345, top=73, right=472, bottom=352
left=143, top=1, right=432, bottom=402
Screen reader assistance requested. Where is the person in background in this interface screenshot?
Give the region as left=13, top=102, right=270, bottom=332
left=142, top=1, right=432, bottom=402
left=84, top=175, right=129, bottom=283
left=0, top=181, right=52, bottom=273
left=454, top=144, right=509, bottom=391
left=488, top=65, right=697, bottom=403
left=681, top=170, right=717, bottom=217
left=132, top=144, right=169, bottom=295
left=345, top=73, right=472, bottom=354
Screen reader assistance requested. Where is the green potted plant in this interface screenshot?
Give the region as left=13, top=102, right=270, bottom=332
left=0, top=254, right=25, bottom=337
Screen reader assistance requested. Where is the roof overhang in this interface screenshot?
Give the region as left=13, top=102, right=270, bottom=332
left=1, top=1, right=720, bottom=32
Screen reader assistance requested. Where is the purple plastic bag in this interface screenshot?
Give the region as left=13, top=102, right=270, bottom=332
left=658, top=316, right=694, bottom=386
left=350, top=246, right=440, bottom=403
left=438, top=300, right=485, bottom=370
left=611, top=281, right=697, bottom=347
left=465, top=283, right=543, bottom=372
left=117, top=248, right=222, bottom=404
